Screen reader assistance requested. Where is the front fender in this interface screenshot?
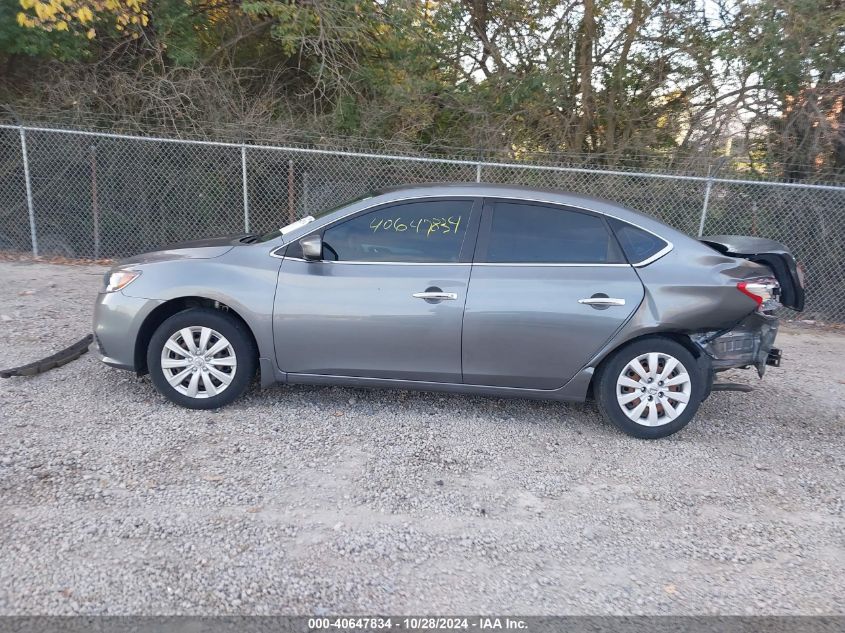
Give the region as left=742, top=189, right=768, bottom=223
left=121, top=247, right=283, bottom=367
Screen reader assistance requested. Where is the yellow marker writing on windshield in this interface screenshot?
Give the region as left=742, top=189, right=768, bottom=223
left=371, top=216, right=463, bottom=237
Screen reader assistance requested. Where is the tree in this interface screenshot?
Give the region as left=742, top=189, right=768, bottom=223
left=718, top=0, right=845, bottom=179
left=3, top=0, right=843, bottom=180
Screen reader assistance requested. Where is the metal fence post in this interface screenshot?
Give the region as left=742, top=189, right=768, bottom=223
left=90, top=144, right=100, bottom=259
left=287, top=159, right=295, bottom=222
left=697, top=166, right=714, bottom=237
left=241, top=145, right=250, bottom=233
left=475, top=162, right=482, bottom=183
left=18, top=127, right=38, bottom=256
left=302, top=171, right=310, bottom=217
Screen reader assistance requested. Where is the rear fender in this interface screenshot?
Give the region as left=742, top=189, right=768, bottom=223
left=700, top=235, right=805, bottom=310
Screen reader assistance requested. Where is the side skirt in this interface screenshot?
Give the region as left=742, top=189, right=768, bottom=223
left=282, top=370, right=593, bottom=403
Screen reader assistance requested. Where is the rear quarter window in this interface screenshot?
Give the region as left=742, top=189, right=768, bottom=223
left=609, top=218, right=668, bottom=264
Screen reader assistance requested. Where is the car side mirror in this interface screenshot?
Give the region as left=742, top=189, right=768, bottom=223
left=300, top=235, right=323, bottom=261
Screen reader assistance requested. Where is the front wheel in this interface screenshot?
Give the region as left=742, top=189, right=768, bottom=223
left=147, top=308, right=257, bottom=409
left=595, top=337, right=703, bottom=439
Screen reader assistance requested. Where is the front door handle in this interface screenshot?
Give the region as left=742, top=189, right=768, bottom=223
left=578, top=297, right=626, bottom=306
left=413, top=291, right=458, bottom=301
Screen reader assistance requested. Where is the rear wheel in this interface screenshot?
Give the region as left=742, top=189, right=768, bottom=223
left=147, top=308, right=256, bottom=409
left=595, top=337, right=703, bottom=439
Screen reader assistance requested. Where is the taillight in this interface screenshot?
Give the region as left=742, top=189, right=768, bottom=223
left=737, top=278, right=779, bottom=311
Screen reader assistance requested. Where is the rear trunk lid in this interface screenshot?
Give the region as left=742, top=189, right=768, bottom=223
left=700, top=235, right=805, bottom=310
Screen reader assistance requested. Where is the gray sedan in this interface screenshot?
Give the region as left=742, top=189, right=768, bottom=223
left=93, top=184, right=805, bottom=438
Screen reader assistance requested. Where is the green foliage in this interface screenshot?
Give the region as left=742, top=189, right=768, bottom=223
left=0, top=0, right=88, bottom=60
left=725, top=0, right=845, bottom=97
left=3, top=0, right=843, bottom=178
left=151, top=0, right=207, bottom=65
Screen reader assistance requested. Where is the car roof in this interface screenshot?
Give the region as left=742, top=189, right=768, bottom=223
left=372, top=182, right=612, bottom=208
left=367, top=183, right=687, bottom=240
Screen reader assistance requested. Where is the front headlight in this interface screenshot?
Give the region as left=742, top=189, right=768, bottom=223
left=103, top=270, right=141, bottom=293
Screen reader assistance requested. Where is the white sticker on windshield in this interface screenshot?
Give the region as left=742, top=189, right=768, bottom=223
left=280, top=215, right=316, bottom=236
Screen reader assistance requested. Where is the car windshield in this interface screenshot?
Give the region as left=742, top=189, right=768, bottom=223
left=254, top=192, right=373, bottom=242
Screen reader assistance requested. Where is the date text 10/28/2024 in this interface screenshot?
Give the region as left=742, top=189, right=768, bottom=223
left=307, top=617, right=528, bottom=630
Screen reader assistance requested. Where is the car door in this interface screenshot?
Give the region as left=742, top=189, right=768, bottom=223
left=461, top=199, right=644, bottom=390
left=273, top=197, right=481, bottom=382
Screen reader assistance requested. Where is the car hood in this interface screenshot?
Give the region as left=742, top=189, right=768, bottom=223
left=118, top=234, right=247, bottom=265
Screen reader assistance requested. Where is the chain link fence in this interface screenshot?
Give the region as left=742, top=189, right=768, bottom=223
left=1, top=124, right=844, bottom=320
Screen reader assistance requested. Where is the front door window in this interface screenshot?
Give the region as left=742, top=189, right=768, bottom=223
left=321, top=199, right=474, bottom=263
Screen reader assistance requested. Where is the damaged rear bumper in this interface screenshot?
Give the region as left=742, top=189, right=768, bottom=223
left=691, top=313, right=780, bottom=377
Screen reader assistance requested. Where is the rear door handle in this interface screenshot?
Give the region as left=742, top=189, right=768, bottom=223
left=578, top=297, right=626, bottom=306
left=413, top=291, right=457, bottom=301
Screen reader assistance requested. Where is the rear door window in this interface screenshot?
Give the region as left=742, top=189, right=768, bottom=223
left=481, top=201, right=622, bottom=264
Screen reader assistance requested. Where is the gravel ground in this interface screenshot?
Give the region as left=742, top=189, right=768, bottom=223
left=0, top=260, right=843, bottom=616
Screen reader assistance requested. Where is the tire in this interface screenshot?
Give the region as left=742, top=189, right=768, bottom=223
left=147, top=308, right=257, bottom=410
left=595, top=337, right=703, bottom=439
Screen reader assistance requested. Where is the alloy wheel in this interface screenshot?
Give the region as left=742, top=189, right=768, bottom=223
left=615, top=352, right=692, bottom=427
left=160, top=327, right=237, bottom=398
